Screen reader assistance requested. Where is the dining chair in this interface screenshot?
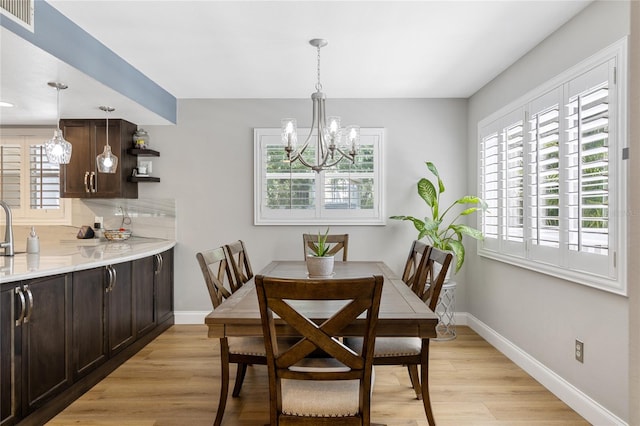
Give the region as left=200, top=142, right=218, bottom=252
left=195, top=246, right=269, bottom=426
left=303, top=232, right=349, bottom=261
left=224, top=239, right=254, bottom=291
left=401, top=240, right=432, bottom=297
left=346, top=245, right=452, bottom=426
left=255, top=274, right=383, bottom=426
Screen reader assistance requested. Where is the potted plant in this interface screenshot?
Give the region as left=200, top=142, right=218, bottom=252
left=306, top=227, right=335, bottom=277
left=391, top=161, right=487, bottom=274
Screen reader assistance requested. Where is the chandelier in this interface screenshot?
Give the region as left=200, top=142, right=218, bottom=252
left=44, top=82, right=72, bottom=164
left=281, top=39, right=359, bottom=173
left=97, top=106, right=118, bottom=173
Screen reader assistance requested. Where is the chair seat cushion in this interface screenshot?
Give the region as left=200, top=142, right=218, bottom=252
left=228, top=337, right=295, bottom=356
left=345, top=337, right=421, bottom=357
left=281, top=378, right=360, bottom=417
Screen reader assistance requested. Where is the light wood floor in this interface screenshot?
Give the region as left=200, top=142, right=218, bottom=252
left=48, top=325, right=589, bottom=426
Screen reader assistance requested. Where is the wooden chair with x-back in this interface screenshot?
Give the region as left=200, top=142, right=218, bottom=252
left=224, top=240, right=254, bottom=291
left=345, top=243, right=452, bottom=426
left=196, top=245, right=267, bottom=426
left=255, top=274, right=383, bottom=426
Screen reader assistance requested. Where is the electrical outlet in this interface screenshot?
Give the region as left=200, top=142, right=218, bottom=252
left=575, top=339, right=584, bottom=363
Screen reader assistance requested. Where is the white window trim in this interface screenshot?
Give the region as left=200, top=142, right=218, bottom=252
left=0, top=127, right=72, bottom=226
left=477, top=37, right=628, bottom=296
left=254, top=127, right=385, bottom=226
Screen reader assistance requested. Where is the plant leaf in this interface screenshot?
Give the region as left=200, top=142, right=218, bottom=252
left=390, top=215, right=426, bottom=233
left=417, top=178, right=437, bottom=208
left=451, top=224, right=484, bottom=240
left=426, top=161, right=445, bottom=193
left=460, top=207, right=480, bottom=216
left=446, top=239, right=465, bottom=273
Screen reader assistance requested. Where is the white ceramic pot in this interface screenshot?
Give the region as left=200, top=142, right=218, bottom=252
left=306, top=255, right=335, bottom=277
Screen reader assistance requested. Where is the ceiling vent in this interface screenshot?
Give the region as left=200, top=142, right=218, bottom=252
left=1, top=0, right=34, bottom=31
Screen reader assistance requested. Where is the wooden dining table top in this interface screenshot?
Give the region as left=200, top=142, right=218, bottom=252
left=205, top=260, right=439, bottom=339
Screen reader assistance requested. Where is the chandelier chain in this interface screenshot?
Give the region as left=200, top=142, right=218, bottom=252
left=315, top=44, right=322, bottom=92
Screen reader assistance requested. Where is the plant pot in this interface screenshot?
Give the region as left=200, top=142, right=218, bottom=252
left=306, top=255, right=335, bottom=278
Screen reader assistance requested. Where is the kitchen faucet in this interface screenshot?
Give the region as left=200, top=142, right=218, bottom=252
left=0, top=200, right=15, bottom=256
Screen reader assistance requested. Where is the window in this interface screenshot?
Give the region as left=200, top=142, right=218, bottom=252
left=0, top=128, right=71, bottom=225
left=254, top=128, right=384, bottom=225
left=478, top=39, right=627, bottom=295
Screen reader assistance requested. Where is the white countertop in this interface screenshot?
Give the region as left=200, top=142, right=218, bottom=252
left=0, top=237, right=176, bottom=284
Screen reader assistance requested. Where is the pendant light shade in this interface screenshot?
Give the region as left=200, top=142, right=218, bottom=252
left=44, top=82, right=72, bottom=164
left=97, top=106, right=118, bottom=173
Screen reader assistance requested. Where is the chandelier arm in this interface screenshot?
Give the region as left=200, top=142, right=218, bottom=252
left=334, top=147, right=356, bottom=160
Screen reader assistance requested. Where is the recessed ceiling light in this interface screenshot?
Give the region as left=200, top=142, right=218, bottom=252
left=0, top=101, right=15, bottom=107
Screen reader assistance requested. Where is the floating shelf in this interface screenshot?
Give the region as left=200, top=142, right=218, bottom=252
left=127, top=176, right=161, bottom=183
left=127, top=148, right=160, bottom=157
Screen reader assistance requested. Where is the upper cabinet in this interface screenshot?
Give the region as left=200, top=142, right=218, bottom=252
left=59, top=119, right=138, bottom=198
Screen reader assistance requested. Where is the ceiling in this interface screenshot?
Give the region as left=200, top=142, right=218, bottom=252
left=1, top=0, right=592, bottom=126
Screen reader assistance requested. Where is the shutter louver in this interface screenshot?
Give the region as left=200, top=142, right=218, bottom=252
left=529, top=105, right=561, bottom=248
left=29, top=144, right=61, bottom=209
left=503, top=121, right=524, bottom=242
left=0, top=145, right=21, bottom=208
left=566, top=83, right=609, bottom=255
left=481, top=132, right=499, bottom=240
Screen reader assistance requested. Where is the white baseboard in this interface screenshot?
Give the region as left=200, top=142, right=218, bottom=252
left=462, top=312, right=626, bottom=426
left=174, top=310, right=625, bottom=425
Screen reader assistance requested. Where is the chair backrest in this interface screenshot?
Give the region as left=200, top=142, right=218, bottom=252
left=401, top=240, right=431, bottom=295
left=418, top=247, right=454, bottom=311
left=302, top=233, right=349, bottom=261
left=224, top=240, right=254, bottom=292
left=196, top=247, right=234, bottom=308
left=255, top=274, right=383, bottom=424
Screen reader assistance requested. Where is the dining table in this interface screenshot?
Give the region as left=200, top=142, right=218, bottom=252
left=204, top=260, right=439, bottom=424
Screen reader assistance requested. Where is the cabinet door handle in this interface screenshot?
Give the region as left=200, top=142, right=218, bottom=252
left=84, top=171, right=90, bottom=193
left=15, top=287, right=26, bottom=326
left=24, top=285, right=34, bottom=324
left=90, top=172, right=96, bottom=193
left=105, top=266, right=112, bottom=292
left=110, top=265, right=117, bottom=292
left=155, top=254, right=163, bottom=274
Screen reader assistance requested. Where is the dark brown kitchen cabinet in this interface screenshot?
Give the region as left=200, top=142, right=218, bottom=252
left=1, top=284, right=21, bottom=426
left=133, top=256, right=156, bottom=337
left=59, top=119, right=138, bottom=198
left=106, top=262, right=135, bottom=356
left=155, top=249, right=174, bottom=324
left=2, top=251, right=174, bottom=425
left=72, top=267, right=107, bottom=380
left=0, top=275, right=72, bottom=425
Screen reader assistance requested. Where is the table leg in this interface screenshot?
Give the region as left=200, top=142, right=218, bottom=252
left=420, top=339, right=436, bottom=426
left=214, top=338, right=230, bottom=426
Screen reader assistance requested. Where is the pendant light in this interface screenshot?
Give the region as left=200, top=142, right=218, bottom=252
left=96, top=106, right=118, bottom=173
left=44, top=82, right=72, bottom=164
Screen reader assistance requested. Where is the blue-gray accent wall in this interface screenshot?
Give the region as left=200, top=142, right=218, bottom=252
left=1, top=0, right=177, bottom=123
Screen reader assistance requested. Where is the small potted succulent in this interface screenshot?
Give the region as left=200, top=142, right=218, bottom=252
left=306, top=227, right=335, bottom=277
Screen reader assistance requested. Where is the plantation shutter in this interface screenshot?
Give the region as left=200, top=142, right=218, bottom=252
left=0, top=145, right=21, bottom=208
left=503, top=120, right=524, bottom=243
left=480, top=130, right=499, bottom=251
left=29, top=144, right=61, bottom=209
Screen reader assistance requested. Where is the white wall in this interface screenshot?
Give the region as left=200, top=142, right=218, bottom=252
left=467, top=1, right=629, bottom=421
left=140, top=98, right=468, bottom=313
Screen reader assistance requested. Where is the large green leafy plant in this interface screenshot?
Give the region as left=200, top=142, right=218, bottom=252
left=391, top=161, right=487, bottom=273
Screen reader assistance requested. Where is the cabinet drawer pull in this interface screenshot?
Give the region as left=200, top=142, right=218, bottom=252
left=24, top=285, right=34, bottom=324
left=84, top=171, right=90, bottom=193
left=15, top=287, right=26, bottom=326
